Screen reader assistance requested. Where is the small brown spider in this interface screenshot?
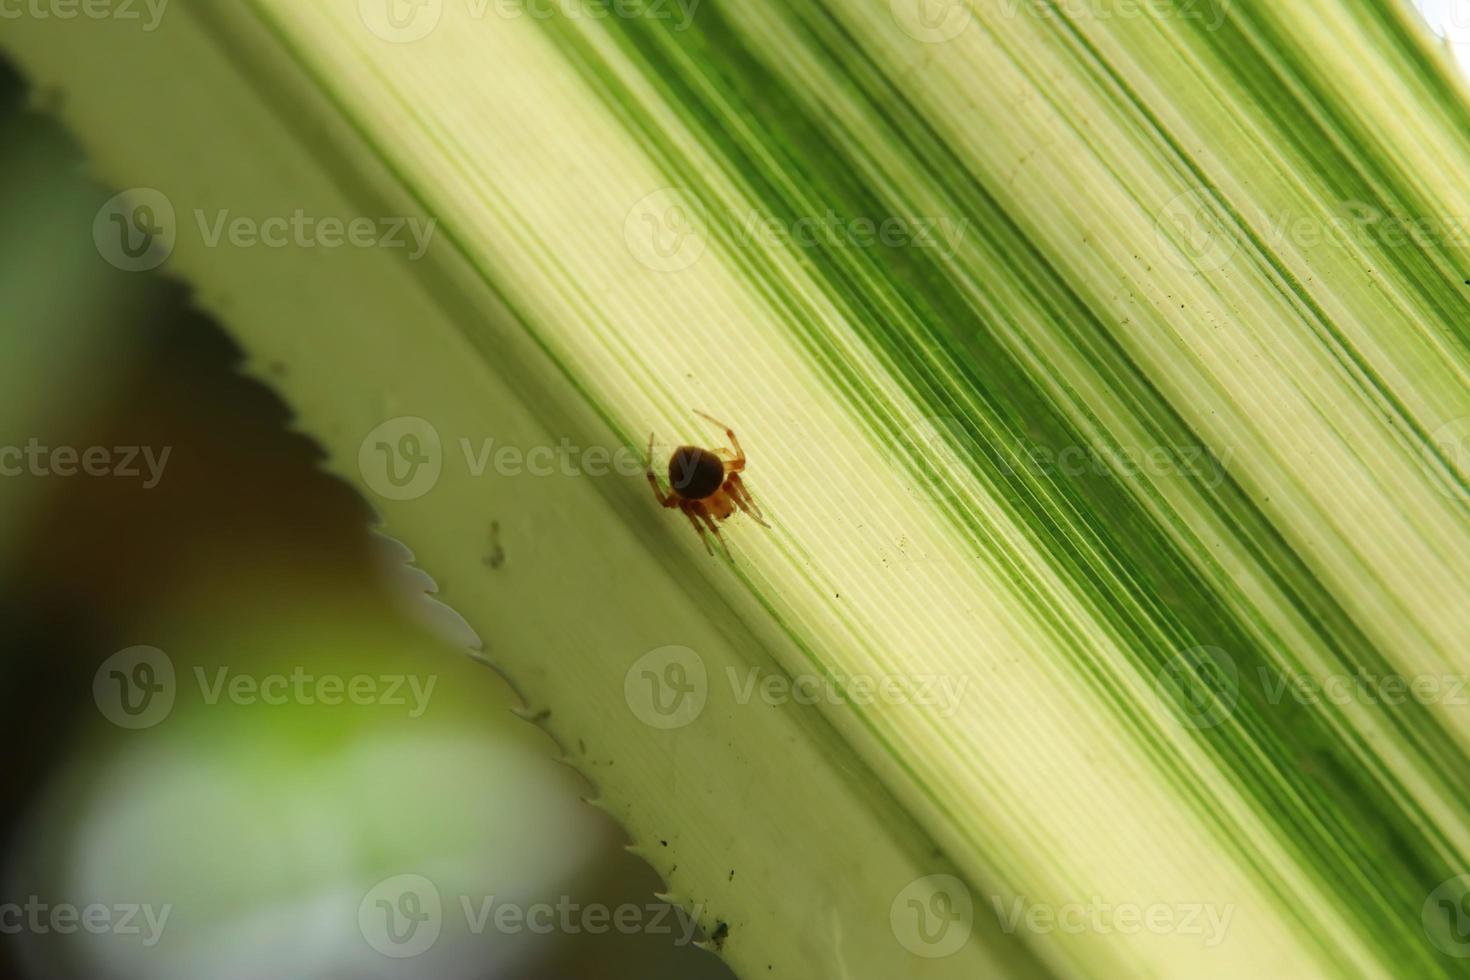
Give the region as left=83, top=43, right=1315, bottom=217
left=646, top=411, right=770, bottom=557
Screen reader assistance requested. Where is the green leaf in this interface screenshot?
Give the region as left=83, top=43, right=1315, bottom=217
left=8, top=0, right=1470, bottom=976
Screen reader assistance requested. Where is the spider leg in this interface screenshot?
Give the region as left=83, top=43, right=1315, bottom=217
left=694, top=409, right=746, bottom=471
left=727, top=473, right=770, bottom=528
left=696, top=505, right=734, bottom=560
left=645, top=432, right=677, bottom=507
left=681, top=504, right=714, bottom=555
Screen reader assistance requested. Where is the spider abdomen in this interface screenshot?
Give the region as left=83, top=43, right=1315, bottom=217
left=669, top=446, right=725, bottom=499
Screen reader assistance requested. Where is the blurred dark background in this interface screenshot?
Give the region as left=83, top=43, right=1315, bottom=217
left=0, top=55, right=731, bottom=980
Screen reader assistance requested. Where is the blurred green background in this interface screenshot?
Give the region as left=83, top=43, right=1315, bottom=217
left=0, top=56, right=733, bottom=980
